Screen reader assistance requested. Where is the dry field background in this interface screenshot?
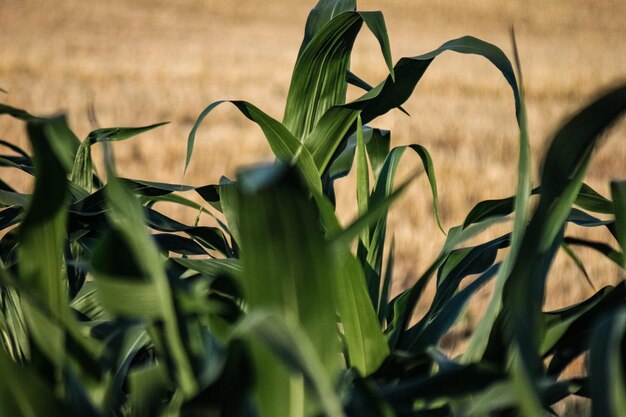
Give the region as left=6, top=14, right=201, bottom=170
left=1, top=0, right=625, bottom=335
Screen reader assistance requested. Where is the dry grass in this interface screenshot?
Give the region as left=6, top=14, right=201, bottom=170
left=1, top=0, right=625, bottom=336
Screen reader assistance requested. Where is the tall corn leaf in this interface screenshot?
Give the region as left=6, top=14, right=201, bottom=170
left=94, top=171, right=198, bottom=397
left=297, top=0, right=356, bottom=58
left=17, top=117, right=71, bottom=369
left=355, top=116, right=369, bottom=237
left=235, top=164, right=339, bottom=417
left=285, top=10, right=393, bottom=141
left=464, top=34, right=532, bottom=362
left=304, top=35, right=522, bottom=208
left=235, top=312, right=345, bottom=417
left=503, top=84, right=626, bottom=415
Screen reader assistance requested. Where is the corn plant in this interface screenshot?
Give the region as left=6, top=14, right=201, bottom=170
left=1, top=1, right=626, bottom=416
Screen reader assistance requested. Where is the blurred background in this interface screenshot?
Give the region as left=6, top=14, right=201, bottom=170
left=1, top=0, right=625, bottom=323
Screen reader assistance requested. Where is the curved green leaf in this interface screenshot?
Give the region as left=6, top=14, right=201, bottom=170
left=503, top=84, right=626, bottom=414
left=187, top=101, right=322, bottom=193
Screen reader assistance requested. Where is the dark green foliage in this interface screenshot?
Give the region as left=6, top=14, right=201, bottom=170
left=1, top=1, right=625, bottom=416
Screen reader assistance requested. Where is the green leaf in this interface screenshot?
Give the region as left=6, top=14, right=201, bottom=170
left=94, top=172, right=198, bottom=397
left=297, top=0, right=356, bottom=58
left=378, top=239, right=395, bottom=324
left=173, top=258, right=242, bottom=279
left=355, top=116, right=369, bottom=236
left=0, top=103, right=38, bottom=122
left=463, top=33, right=531, bottom=363
left=235, top=312, right=345, bottom=417
left=87, top=122, right=168, bottom=144
left=359, top=144, right=441, bottom=314
left=235, top=164, right=340, bottom=416
left=0, top=190, right=30, bottom=207
left=43, top=115, right=81, bottom=173
left=187, top=101, right=322, bottom=193
left=611, top=181, right=626, bottom=263
left=70, top=140, right=94, bottom=192
left=560, top=241, right=595, bottom=290
left=285, top=10, right=393, bottom=141
left=386, top=217, right=507, bottom=348
left=503, top=84, right=626, bottom=414
left=564, top=236, right=625, bottom=267
left=334, top=253, right=389, bottom=376
left=541, top=283, right=625, bottom=369
left=589, top=308, right=626, bottom=417
left=0, top=276, right=30, bottom=362
left=17, top=117, right=70, bottom=368
left=576, top=183, right=615, bottom=214
left=0, top=348, right=68, bottom=417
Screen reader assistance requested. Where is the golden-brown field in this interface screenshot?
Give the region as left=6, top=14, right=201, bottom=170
left=1, top=0, right=625, bottom=344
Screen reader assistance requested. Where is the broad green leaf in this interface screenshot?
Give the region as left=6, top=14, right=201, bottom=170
left=399, top=235, right=509, bottom=352
left=285, top=10, right=393, bottom=141
left=235, top=312, right=345, bottom=417
left=502, top=84, right=626, bottom=414
left=297, top=0, right=356, bottom=58
left=365, top=128, right=391, bottom=181
left=153, top=233, right=208, bottom=256
left=173, top=258, right=242, bottom=279
left=541, top=283, right=625, bottom=364
left=331, top=172, right=414, bottom=249
left=378, top=239, right=395, bottom=324
left=128, top=363, right=172, bottom=417
left=334, top=253, right=389, bottom=376
left=326, top=125, right=389, bottom=183
left=123, top=178, right=195, bottom=195
left=17, top=118, right=70, bottom=368
left=145, top=208, right=231, bottom=256
left=235, top=164, right=339, bottom=417
left=187, top=101, right=322, bottom=193
left=71, top=122, right=168, bottom=192
left=379, top=362, right=502, bottom=404
left=218, top=178, right=242, bottom=247
left=0, top=190, right=29, bottom=207
left=346, top=71, right=410, bottom=116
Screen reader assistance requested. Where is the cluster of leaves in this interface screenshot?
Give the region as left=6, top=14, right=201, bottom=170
left=1, top=1, right=626, bottom=416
